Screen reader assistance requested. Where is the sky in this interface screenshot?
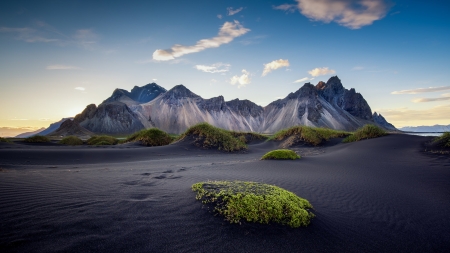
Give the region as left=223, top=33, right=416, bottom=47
left=1, top=0, right=450, bottom=135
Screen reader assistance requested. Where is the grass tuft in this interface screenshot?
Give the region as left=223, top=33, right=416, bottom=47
left=229, top=131, right=267, bottom=144
left=0, top=137, right=11, bottom=143
left=87, top=135, right=118, bottom=145
left=432, top=132, right=450, bottom=148
left=59, top=136, right=83, bottom=145
left=270, top=126, right=350, bottom=146
left=192, top=181, right=314, bottom=228
left=125, top=128, right=173, bottom=146
left=343, top=124, right=387, bottom=143
left=24, top=135, right=50, bottom=143
left=261, top=149, right=300, bottom=160
left=177, top=123, right=247, bottom=151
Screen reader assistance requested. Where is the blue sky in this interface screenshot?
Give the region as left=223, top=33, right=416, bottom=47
left=1, top=0, right=450, bottom=132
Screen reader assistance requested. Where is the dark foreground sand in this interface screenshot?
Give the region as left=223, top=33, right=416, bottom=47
left=0, top=135, right=449, bottom=252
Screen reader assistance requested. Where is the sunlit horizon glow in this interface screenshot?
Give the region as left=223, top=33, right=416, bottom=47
left=1, top=0, right=450, bottom=132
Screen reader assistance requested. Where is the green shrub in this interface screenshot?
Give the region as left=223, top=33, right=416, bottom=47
left=271, top=126, right=350, bottom=146
left=177, top=123, right=247, bottom=151
left=86, top=135, right=118, bottom=145
left=0, top=137, right=11, bottom=143
left=24, top=135, right=50, bottom=143
left=261, top=149, right=300, bottom=160
left=433, top=132, right=450, bottom=148
left=343, top=124, right=387, bottom=143
left=230, top=131, right=267, bottom=144
left=192, top=181, right=314, bottom=228
left=125, top=128, right=173, bottom=146
left=59, top=136, right=83, bottom=145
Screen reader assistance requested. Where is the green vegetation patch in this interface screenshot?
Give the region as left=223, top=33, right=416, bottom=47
left=343, top=124, right=387, bottom=143
left=0, top=137, right=11, bottom=143
left=177, top=123, right=247, bottom=152
left=192, top=181, right=314, bottom=228
left=24, top=135, right=50, bottom=143
left=271, top=126, right=350, bottom=146
left=87, top=135, right=118, bottom=145
left=432, top=132, right=450, bottom=148
left=230, top=131, right=267, bottom=144
left=125, top=128, right=173, bottom=146
left=261, top=149, right=300, bottom=160
left=59, top=136, right=83, bottom=145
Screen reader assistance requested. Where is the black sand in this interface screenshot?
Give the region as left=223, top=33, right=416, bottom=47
left=1, top=135, right=449, bottom=252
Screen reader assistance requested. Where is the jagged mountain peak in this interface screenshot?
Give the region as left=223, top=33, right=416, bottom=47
left=163, top=84, right=200, bottom=99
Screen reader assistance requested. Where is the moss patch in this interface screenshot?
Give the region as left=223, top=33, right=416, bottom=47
left=87, top=135, right=118, bottom=145
left=192, top=181, right=314, bottom=228
left=230, top=131, right=267, bottom=144
left=261, top=149, right=300, bottom=160
left=125, top=128, right=173, bottom=146
left=24, top=135, right=50, bottom=143
left=343, top=124, right=387, bottom=143
left=271, top=126, right=350, bottom=146
left=59, top=136, right=83, bottom=145
left=433, top=132, right=450, bottom=148
left=177, top=123, right=247, bottom=152
left=0, top=137, right=11, bottom=143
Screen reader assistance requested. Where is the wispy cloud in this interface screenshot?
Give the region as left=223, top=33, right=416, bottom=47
left=296, top=0, right=391, bottom=29
left=227, top=7, right=244, bottom=16
left=262, top=59, right=290, bottom=76
left=74, top=87, right=85, bottom=91
left=392, top=86, right=450, bottom=94
left=46, top=65, right=80, bottom=70
left=240, top=35, right=267, bottom=45
left=272, top=4, right=297, bottom=13
left=195, top=63, right=230, bottom=73
left=153, top=21, right=250, bottom=61
left=413, top=97, right=450, bottom=103
left=217, top=14, right=223, bottom=19
left=152, top=78, right=157, bottom=81
left=377, top=105, right=450, bottom=126
left=293, top=77, right=315, bottom=83
left=308, top=67, right=336, bottom=77
left=230, top=69, right=251, bottom=88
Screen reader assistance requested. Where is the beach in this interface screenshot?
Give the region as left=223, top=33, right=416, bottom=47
left=1, top=134, right=449, bottom=252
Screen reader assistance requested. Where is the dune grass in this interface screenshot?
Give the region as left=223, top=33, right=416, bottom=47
left=24, top=135, right=50, bottom=143
left=192, top=181, right=314, bottom=228
left=0, top=137, right=11, bottom=143
left=230, top=131, right=267, bottom=144
left=87, top=135, right=119, bottom=145
left=343, top=124, right=387, bottom=143
left=59, top=136, right=83, bottom=145
left=270, top=126, right=350, bottom=146
left=125, top=128, right=173, bottom=146
left=433, top=132, right=450, bottom=148
left=177, top=123, right=247, bottom=151
left=261, top=149, right=300, bottom=160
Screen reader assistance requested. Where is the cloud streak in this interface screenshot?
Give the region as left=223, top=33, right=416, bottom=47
left=308, top=67, right=336, bottom=77
left=46, top=65, right=80, bottom=70
left=262, top=59, right=290, bottom=76
left=227, top=7, right=244, bottom=16
left=230, top=69, right=251, bottom=88
left=195, top=63, right=230, bottom=73
left=293, top=77, right=315, bottom=83
left=272, top=4, right=298, bottom=13
left=153, top=21, right=250, bottom=61
left=377, top=105, right=450, bottom=126
left=296, top=0, right=390, bottom=29
left=392, top=86, right=450, bottom=94
left=74, top=87, right=85, bottom=91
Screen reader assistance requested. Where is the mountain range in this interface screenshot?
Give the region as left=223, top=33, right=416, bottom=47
left=399, top=125, right=450, bottom=132
left=66, top=76, right=396, bottom=135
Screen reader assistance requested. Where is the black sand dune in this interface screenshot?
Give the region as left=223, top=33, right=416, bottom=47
left=0, top=135, right=449, bottom=252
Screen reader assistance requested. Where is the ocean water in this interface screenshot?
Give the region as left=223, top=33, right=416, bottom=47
left=404, top=132, right=443, bottom=137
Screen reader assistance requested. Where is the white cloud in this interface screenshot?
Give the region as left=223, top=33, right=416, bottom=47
left=152, top=78, right=157, bottom=81
left=392, top=86, right=450, bottom=94
left=230, top=69, right=251, bottom=88
left=273, top=4, right=298, bottom=13
left=262, top=59, right=290, bottom=76
left=296, top=0, right=390, bottom=29
left=74, top=87, right=85, bottom=91
left=153, top=21, right=250, bottom=61
left=46, top=65, right=80, bottom=70
left=227, top=7, right=244, bottom=16
left=308, top=67, right=336, bottom=77
left=217, top=14, right=223, bottom=19
left=412, top=97, right=450, bottom=103
left=293, top=77, right=314, bottom=83
left=195, top=63, right=231, bottom=73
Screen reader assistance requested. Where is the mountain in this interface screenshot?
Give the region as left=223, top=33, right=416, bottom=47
left=399, top=125, right=450, bottom=132
left=35, top=118, right=74, bottom=136
left=74, top=77, right=397, bottom=134
left=46, top=119, right=95, bottom=139
left=15, top=127, right=46, bottom=138
left=373, top=112, right=397, bottom=131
